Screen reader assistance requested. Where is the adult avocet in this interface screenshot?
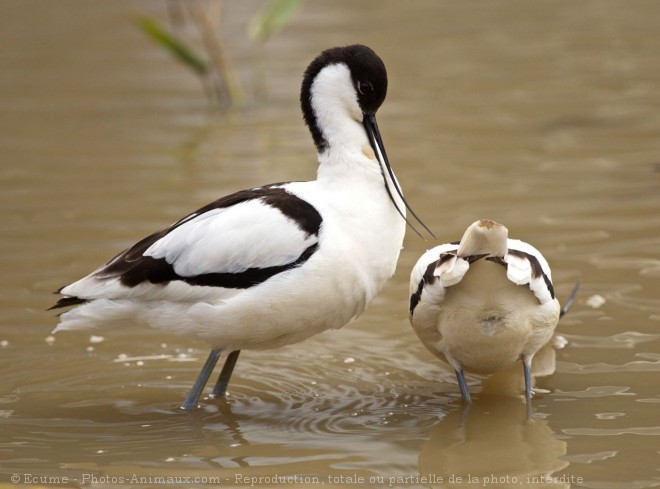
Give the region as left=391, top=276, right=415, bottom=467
left=409, top=220, right=576, bottom=404
left=51, top=45, right=431, bottom=409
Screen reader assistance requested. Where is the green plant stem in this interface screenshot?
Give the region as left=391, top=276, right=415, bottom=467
left=186, top=0, right=245, bottom=107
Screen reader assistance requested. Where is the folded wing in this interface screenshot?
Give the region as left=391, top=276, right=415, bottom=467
left=53, top=186, right=322, bottom=307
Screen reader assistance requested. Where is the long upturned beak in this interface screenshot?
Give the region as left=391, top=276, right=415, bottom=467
left=363, top=114, right=435, bottom=240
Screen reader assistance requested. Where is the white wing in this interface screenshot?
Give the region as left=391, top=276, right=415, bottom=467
left=505, top=238, right=555, bottom=304
left=145, top=200, right=316, bottom=276
left=409, top=243, right=463, bottom=316
left=409, top=236, right=556, bottom=320
left=56, top=186, right=322, bottom=304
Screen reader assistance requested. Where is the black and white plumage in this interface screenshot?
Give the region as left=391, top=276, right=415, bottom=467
left=409, top=220, right=561, bottom=404
left=51, top=45, right=430, bottom=409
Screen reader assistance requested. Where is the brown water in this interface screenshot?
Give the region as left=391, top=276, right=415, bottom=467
left=1, top=1, right=659, bottom=488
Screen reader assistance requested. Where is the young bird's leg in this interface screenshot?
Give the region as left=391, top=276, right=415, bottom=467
left=522, top=355, right=534, bottom=419
left=455, top=368, right=472, bottom=403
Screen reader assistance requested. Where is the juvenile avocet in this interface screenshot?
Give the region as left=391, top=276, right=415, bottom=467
left=51, top=45, right=431, bottom=409
left=409, top=220, right=575, bottom=404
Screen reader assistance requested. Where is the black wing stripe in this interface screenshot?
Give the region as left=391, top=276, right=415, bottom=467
left=93, top=187, right=322, bottom=287
left=486, top=256, right=507, bottom=267
left=409, top=257, right=442, bottom=316
left=465, top=253, right=488, bottom=264
left=120, top=243, right=319, bottom=289
left=50, top=244, right=319, bottom=310
left=48, top=296, right=88, bottom=311
left=506, top=249, right=555, bottom=299
left=51, top=187, right=324, bottom=311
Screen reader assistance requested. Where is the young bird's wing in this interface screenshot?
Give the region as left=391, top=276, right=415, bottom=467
left=502, top=238, right=555, bottom=304
left=409, top=243, right=464, bottom=318
left=409, top=224, right=556, bottom=323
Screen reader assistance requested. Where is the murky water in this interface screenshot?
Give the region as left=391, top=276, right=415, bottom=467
left=1, top=1, right=659, bottom=488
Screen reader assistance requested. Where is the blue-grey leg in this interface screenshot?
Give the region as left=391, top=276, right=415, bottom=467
left=523, top=358, right=533, bottom=419
left=523, top=359, right=533, bottom=400
left=180, top=349, right=222, bottom=410
left=455, top=368, right=472, bottom=403
left=211, top=350, right=241, bottom=398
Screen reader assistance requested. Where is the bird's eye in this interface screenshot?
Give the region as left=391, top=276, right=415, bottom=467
left=358, top=81, right=374, bottom=95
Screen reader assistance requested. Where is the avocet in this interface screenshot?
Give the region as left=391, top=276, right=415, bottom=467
left=51, top=45, right=430, bottom=409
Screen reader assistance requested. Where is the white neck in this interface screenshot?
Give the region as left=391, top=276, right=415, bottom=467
left=310, top=63, right=370, bottom=157
left=308, top=62, right=406, bottom=220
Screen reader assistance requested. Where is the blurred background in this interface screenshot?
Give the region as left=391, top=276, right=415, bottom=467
left=1, top=1, right=659, bottom=487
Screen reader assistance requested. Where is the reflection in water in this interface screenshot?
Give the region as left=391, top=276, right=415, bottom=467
left=415, top=338, right=571, bottom=488
left=422, top=334, right=563, bottom=402
left=419, top=398, right=568, bottom=489
left=480, top=334, right=562, bottom=397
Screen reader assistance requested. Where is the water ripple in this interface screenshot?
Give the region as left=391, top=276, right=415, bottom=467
left=559, top=353, right=660, bottom=374
left=563, top=427, right=660, bottom=436
left=561, top=331, right=660, bottom=349
left=554, top=386, right=634, bottom=398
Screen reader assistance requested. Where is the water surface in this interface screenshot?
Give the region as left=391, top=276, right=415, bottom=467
left=1, top=1, right=659, bottom=488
